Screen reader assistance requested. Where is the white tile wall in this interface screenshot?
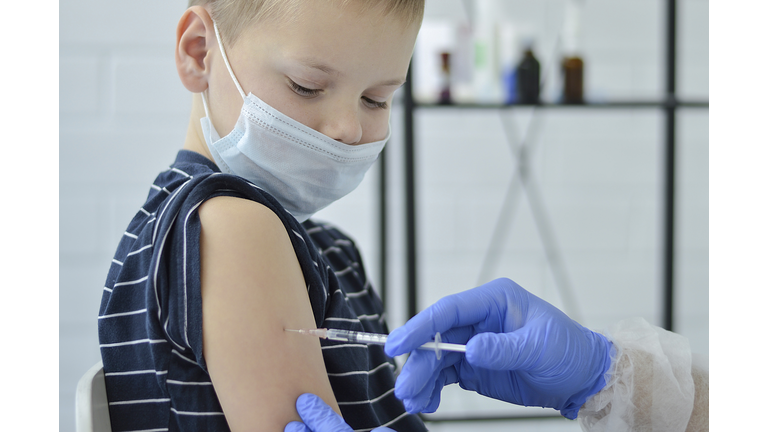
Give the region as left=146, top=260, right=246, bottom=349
left=59, top=0, right=708, bottom=431
left=414, top=109, right=666, bottom=330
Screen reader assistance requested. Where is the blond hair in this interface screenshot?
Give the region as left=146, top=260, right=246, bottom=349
left=189, top=0, right=424, bottom=46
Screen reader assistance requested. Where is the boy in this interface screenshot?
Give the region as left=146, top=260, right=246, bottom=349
left=97, top=1, right=425, bottom=431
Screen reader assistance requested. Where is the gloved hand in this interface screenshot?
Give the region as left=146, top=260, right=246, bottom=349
left=384, top=278, right=613, bottom=419
left=285, top=393, right=395, bottom=432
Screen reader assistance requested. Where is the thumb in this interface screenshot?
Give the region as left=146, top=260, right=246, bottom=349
left=285, top=422, right=311, bottom=432
left=295, top=393, right=353, bottom=432
left=466, top=331, right=536, bottom=371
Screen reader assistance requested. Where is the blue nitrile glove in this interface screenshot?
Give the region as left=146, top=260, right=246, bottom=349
left=285, top=393, right=395, bottom=432
left=384, top=278, right=613, bottom=420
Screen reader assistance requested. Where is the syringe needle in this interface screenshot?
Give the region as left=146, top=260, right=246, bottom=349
left=285, top=328, right=328, bottom=338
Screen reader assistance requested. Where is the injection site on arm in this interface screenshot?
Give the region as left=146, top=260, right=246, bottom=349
left=198, top=196, right=340, bottom=431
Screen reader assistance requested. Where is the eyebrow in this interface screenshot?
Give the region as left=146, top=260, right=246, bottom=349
left=299, top=58, right=406, bottom=88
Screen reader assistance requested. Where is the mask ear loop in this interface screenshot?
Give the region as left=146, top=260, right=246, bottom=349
left=213, top=21, right=246, bottom=100
left=200, top=21, right=246, bottom=125
left=201, top=89, right=213, bottom=119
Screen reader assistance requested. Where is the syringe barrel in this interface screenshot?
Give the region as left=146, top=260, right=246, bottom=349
left=325, top=329, right=388, bottom=345
left=351, top=331, right=388, bottom=345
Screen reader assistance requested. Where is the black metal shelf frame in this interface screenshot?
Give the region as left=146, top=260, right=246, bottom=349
left=378, top=0, right=710, bottom=334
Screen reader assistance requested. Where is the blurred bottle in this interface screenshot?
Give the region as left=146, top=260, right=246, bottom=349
left=438, top=52, right=452, bottom=104
left=562, top=57, right=584, bottom=104
left=516, top=41, right=540, bottom=104
left=498, top=22, right=519, bottom=105
left=562, top=0, right=585, bottom=104
left=451, top=23, right=475, bottom=103
left=472, top=0, right=502, bottom=104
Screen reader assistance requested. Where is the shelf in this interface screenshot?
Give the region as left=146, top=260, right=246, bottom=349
left=413, top=100, right=709, bottom=109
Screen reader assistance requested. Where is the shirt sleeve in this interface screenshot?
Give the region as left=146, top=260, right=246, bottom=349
left=149, top=172, right=330, bottom=371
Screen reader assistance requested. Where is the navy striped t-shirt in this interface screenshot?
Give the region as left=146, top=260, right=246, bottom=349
left=97, top=150, right=427, bottom=432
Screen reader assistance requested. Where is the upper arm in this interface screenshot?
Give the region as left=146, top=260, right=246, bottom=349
left=197, top=196, right=339, bottom=432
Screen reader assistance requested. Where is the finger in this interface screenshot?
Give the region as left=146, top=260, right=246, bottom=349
left=466, top=331, right=538, bottom=371
left=439, top=326, right=475, bottom=345
left=395, top=350, right=462, bottom=413
left=386, top=281, right=510, bottom=357
left=393, top=349, right=439, bottom=403
left=295, top=393, right=353, bottom=432
left=410, top=362, right=460, bottom=414
left=421, top=369, right=451, bottom=413
left=402, top=358, right=444, bottom=413
left=285, top=421, right=311, bottom=432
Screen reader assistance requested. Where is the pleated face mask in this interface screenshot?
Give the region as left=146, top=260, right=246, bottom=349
left=200, top=22, right=389, bottom=222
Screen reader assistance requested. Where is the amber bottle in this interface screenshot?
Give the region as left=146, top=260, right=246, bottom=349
left=562, top=56, right=584, bottom=104
left=438, top=52, right=452, bottom=105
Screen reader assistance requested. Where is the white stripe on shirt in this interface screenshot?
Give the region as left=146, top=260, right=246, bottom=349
left=113, top=276, right=149, bottom=288
left=109, top=398, right=170, bottom=406
left=334, top=266, right=355, bottom=277
left=337, top=388, right=395, bottom=406
left=171, top=167, right=192, bottom=178
left=172, top=349, right=198, bottom=365
left=345, top=285, right=370, bottom=299
left=324, top=317, right=361, bottom=323
left=166, top=380, right=213, bottom=386
left=292, top=230, right=306, bottom=243
left=122, top=428, right=168, bottom=432
left=98, top=308, right=147, bottom=319
left=322, top=246, right=342, bottom=255
left=321, top=344, right=368, bottom=350
left=170, top=408, right=225, bottom=416
left=327, top=361, right=393, bottom=377
left=100, top=338, right=167, bottom=348
left=127, top=244, right=152, bottom=257
left=105, top=369, right=167, bottom=377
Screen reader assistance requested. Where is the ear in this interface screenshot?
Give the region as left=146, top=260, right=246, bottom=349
left=176, top=6, right=215, bottom=93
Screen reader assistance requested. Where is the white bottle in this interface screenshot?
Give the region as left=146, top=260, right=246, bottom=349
left=472, top=0, right=502, bottom=104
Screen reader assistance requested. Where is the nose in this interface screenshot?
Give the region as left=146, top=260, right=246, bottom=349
left=319, top=103, right=363, bottom=145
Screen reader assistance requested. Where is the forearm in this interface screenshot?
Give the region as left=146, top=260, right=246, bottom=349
left=577, top=318, right=708, bottom=432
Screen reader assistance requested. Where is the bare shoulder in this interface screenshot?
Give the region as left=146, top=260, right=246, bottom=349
left=197, top=195, right=288, bottom=244
left=197, top=196, right=339, bottom=432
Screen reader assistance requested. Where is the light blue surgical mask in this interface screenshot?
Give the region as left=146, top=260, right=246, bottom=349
left=200, top=22, right=389, bottom=222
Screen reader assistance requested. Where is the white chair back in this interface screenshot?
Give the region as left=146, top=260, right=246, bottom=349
left=75, top=361, right=112, bottom=432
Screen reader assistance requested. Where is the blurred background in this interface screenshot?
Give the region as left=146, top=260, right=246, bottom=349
left=60, top=0, right=708, bottom=430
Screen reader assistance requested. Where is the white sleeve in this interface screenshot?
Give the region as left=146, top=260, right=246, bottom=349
left=577, top=318, right=709, bottom=432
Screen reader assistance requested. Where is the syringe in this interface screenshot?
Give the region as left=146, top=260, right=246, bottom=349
left=286, top=328, right=466, bottom=360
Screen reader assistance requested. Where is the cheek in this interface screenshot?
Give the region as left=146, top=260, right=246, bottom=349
left=258, top=91, right=323, bottom=131
left=360, top=112, right=391, bottom=143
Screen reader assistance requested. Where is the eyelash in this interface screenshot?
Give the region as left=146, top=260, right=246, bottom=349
left=363, top=97, right=388, bottom=110
left=288, top=79, right=389, bottom=110
left=289, top=79, right=321, bottom=97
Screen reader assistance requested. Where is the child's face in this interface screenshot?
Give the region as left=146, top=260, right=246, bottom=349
left=207, top=0, right=420, bottom=145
